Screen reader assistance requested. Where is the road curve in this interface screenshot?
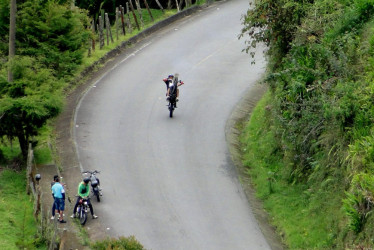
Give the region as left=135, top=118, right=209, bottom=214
left=74, top=0, right=269, bottom=249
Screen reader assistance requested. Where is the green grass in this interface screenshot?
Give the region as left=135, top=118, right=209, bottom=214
left=78, top=9, right=178, bottom=73
left=240, top=91, right=344, bottom=249
left=0, top=169, right=45, bottom=249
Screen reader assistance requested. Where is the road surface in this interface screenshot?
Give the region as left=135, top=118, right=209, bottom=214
left=74, top=0, right=269, bottom=249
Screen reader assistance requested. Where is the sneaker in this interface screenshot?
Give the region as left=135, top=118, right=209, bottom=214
left=92, top=214, right=98, bottom=219
left=59, top=220, right=67, bottom=223
left=51, top=216, right=55, bottom=220
left=70, top=214, right=76, bottom=218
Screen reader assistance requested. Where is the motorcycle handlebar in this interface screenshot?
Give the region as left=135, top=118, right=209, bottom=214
left=82, top=170, right=100, bottom=174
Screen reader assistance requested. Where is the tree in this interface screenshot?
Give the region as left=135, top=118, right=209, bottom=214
left=8, top=0, right=16, bottom=82
left=0, top=57, right=63, bottom=159
left=239, top=0, right=314, bottom=68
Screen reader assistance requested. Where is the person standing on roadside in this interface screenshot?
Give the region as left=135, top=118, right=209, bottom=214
left=51, top=175, right=60, bottom=220
left=51, top=177, right=67, bottom=223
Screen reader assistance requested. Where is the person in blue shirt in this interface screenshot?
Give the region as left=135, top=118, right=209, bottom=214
left=51, top=177, right=66, bottom=223
left=51, top=175, right=60, bottom=220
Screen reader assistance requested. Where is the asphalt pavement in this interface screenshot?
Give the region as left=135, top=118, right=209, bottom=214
left=73, top=0, right=272, bottom=249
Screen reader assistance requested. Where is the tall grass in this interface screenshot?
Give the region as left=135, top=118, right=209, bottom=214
left=240, top=92, right=345, bottom=248
left=0, top=169, right=45, bottom=249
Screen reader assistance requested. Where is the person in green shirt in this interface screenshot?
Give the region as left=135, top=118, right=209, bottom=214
left=71, top=177, right=98, bottom=219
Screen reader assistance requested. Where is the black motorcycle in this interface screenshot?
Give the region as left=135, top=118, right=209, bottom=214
left=168, top=90, right=177, bottom=118
left=167, top=74, right=183, bottom=118
left=75, top=196, right=89, bottom=225
left=82, top=170, right=102, bottom=202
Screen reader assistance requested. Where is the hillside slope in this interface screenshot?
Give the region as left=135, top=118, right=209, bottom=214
left=240, top=0, right=374, bottom=248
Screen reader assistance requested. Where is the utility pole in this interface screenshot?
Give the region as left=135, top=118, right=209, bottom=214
left=8, top=0, right=16, bottom=82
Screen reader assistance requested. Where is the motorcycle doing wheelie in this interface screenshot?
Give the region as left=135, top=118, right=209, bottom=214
left=82, top=170, right=102, bottom=202
left=167, top=74, right=184, bottom=118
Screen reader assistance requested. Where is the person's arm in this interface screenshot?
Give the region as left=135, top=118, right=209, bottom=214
left=61, top=186, right=65, bottom=200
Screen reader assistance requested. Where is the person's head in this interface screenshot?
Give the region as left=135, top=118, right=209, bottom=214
left=83, top=177, right=90, bottom=185
left=53, top=175, right=58, bottom=182
left=168, top=74, right=174, bottom=79
left=55, top=177, right=60, bottom=183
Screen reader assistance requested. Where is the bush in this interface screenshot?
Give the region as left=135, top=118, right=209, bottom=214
left=91, top=236, right=145, bottom=250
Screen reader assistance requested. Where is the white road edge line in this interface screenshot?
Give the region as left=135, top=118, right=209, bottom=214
left=72, top=41, right=152, bottom=172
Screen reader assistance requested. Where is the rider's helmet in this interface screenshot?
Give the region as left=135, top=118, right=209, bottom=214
left=168, top=74, right=174, bottom=78
left=83, top=177, right=90, bottom=184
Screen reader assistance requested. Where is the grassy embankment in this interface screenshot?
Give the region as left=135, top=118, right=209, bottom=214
left=0, top=134, right=51, bottom=249
left=240, top=1, right=374, bottom=248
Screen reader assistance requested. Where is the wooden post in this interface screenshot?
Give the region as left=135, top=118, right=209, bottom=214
left=105, top=13, right=114, bottom=44
left=129, top=0, right=140, bottom=31
left=167, top=0, right=172, bottom=10
left=175, top=0, right=180, bottom=12
left=91, top=19, right=96, bottom=51
left=120, top=5, right=126, bottom=35
left=143, top=0, right=154, bottom=22
left=26, top=144, right=33, bottom=195
left=99, top=16, right=104, bottom=49
left=154, top=0, right=164, bottom=13
left=116, top=7, right=119, bottom=40
left=135, top=0, right=144, bottom=28
left=178, top=0, right=184, bottom=10
left=126, top=4, right=133, bottom=33
left=105, top=13, right=109, bottom=45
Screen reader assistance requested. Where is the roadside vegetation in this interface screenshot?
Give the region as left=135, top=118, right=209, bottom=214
left=240, top=0, right=374, bottom=248
left=0, top=169, right=45, bottom=249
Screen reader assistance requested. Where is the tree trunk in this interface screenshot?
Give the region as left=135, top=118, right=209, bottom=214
left=8, top=0, right=16, bottom=82
left=18, top=132, right=28, bottom=160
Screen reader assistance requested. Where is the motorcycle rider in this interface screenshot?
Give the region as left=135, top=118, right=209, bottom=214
left=163, top=74, right=184, bottom=102
left=71, top=177, right=98, bottom=219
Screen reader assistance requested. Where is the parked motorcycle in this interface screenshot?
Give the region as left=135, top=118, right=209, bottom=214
left=82, top=170, right=102, bottom=202
left=75, top=196, right=90, bottom=225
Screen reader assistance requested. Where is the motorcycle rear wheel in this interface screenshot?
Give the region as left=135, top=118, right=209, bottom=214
left=169, top=104, right=174, bottom=118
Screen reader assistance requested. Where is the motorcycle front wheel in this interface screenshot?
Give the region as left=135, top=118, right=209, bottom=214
left=80, top=208, right=87, bottom=225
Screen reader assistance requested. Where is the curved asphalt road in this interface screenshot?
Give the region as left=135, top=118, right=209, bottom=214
left=74, top=0, right=269, bottom=249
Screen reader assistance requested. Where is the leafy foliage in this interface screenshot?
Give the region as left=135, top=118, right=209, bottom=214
left=16, top=0, right=91, bottom=79
left=0, top=0, right=91, bottom=159
left=241, top=0, right=374, bottom=247
left=91, top=236, right=145, bottom=250
left=0, top=57, right=63, bottom=158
